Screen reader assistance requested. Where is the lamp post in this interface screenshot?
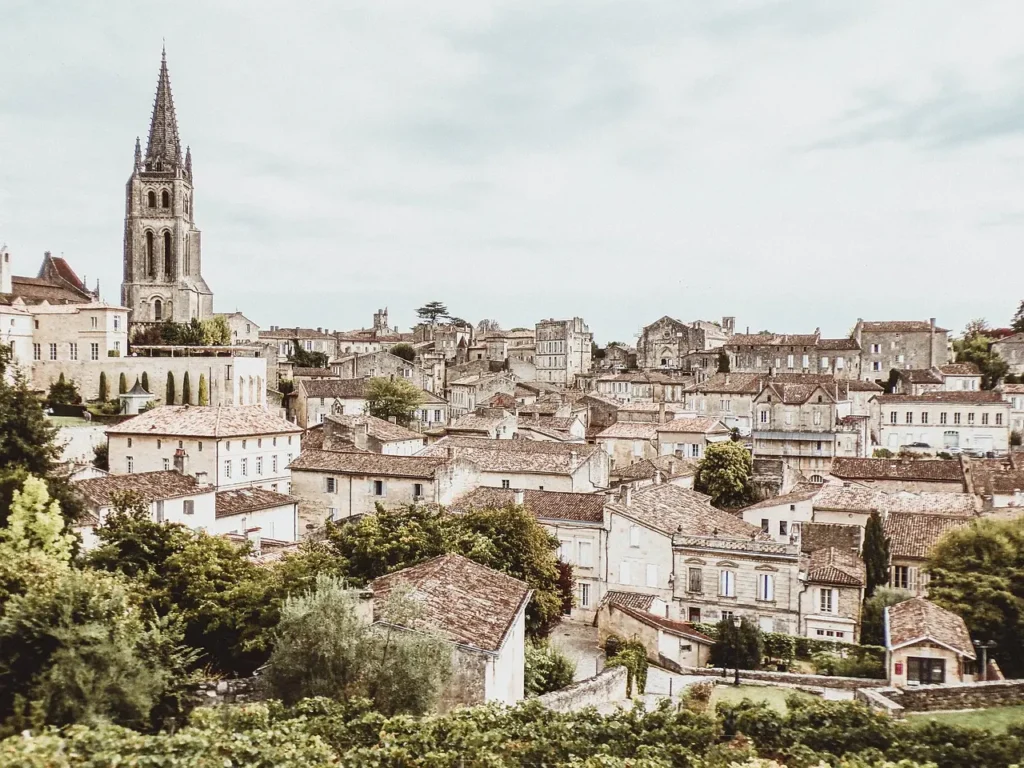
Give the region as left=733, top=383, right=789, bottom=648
left=733, top=616, right=742, bottom=686
left=973, top=639, right=996, bottom=681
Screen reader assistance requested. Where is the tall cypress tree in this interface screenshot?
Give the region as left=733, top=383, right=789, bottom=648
left=198, top=373, right=209, bottom=406
left=182, top=372, right=191, bottom=406
left=862, top=511, right=891, bottom=597
left=141, top=371, right=150, bottom=392
left=98, top=372, right=108, bottom=402
left=119, top=372, right=128, bottom=395
left=165, top=372, right=175, bottom=405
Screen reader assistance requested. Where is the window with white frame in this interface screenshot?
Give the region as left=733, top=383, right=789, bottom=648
left=32, top=343, right=40, bottom=361
left=954, top=413, right=961, bottom=425
left=687, top=567, right=702, bottom=593
left=873, top=361, right=881, bottom=371
left=48, top=343, right=57, bottom=360
left=579, top=582, right=591, bottom=608
left=90, top=343, right=99, bottom=360
left=629, top=525, right=640, bottom=548
left=646, top=564, right=658, bottom=588
left=719, top=569, right=735, bottom=597
left=921, top=412, right=929, bottom=425
left=224, top=460, right=232, bottom=478
left=821, top=356, right=829, bottom=369
left=501, top=479, right=511, bottom=489
left=759, top=409, right=769, bottom=424
left=619, top=561, right=631, bottom=585
left=162, top=458, right=170, bottom=471
left=819, top=588, right=835, bottom=613
left=272, top=455, right=278, bottom=473
left=578, top=540, right=593, bottom=567
left=126, top=456, right=134, bottom=474
left=326, top=477, right=336, bottom=493
left=982, top=413, right=989, bottom=425
left=241, top=458, right=248, bottom=477
left=69, top=342, right=77, bottom=360
left=757, top=573, right=775, bottom=601
left=996, top=413, right=1004, bottom=426
left=183, top=500, right=194, bottom=516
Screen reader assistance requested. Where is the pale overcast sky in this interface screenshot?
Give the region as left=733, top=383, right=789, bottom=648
left=1, top=1, right=1023, bottom=343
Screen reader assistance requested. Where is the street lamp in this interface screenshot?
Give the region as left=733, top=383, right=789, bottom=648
left=973, top=639, right=996, bottom=682
left=733, top=616, right=742, bottom=686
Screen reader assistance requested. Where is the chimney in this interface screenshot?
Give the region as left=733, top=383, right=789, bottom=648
left=570, top=450, right=579, bottom=467
left=173, top=448, right=189, bottom=476
left=653, top=470, right=663, bottom=485
left=928, top=317, right=936, bottom=367
left=659, top=401, right=666, bottom=424
left=514, top=489, right=525, bottom=505
left=0, top=247, right=11, bottom=295
left=354, top=421, right=369, bottom=451
left=623, top=484, right=632, bottom=506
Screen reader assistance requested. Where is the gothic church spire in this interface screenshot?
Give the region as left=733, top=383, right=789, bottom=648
left=145, top=45, right=182, bottom=171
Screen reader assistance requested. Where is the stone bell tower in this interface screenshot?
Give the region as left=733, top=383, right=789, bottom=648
left=121, top=47, right=214, bottom=325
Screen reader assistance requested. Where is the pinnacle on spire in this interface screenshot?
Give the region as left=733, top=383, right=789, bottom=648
left=134, top=136, right=142, bottom=169
left=145, top=46, right=183, bottom=171
left=185, top=145, right=192, bottom=174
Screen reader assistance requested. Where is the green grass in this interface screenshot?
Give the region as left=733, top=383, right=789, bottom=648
left=709, top=684, right=816, bottom=713
left=906, top=705, right=1024, bottom=733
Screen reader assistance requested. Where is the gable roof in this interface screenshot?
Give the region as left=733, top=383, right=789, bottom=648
left=74, top=470, right=212, bottom=507
left=805, top=547, right=865, bottom=586
left=300, top=378, right=368, bottom=399
left=596, top=422, right=659, bottom=440
left=862, top=321, right=948, bottom=334
left=741, top=483, right=820, bottom=513
left=611, top=455, right=698, bottom=482
left=940, top=363, right=981, bottom=376
left=884, top=512, right=973, bottom=560
left=290, top=450, right=447, bottom=479
left=690, top=372, right=764, bottom=394
left=418, top=436, right=600, bottom=475
left=874, top=391, right=1005, bottom=405
left=326, top=413, right=423, bottom=444
left=655, top=416, right=731, bottom=434
left=831, top=458, right=965, bottom=485
left=215, top=487, right=297, bottom=519
left=600, top=590, right=659, bottom=612
left=799, top=522, right=861, bottom=554
left=371, top=554, right=531, bottom=653
left=611, top=603, right=715, bottom=644
left=450, top=487, right=606, bottom=523
left=886, top=598, right=974, bottom=658
left=106, top=406, right=302, bottom=438
left=608, top=484, right=759, bottom=537
left=899, top=368, right=945, bottom=385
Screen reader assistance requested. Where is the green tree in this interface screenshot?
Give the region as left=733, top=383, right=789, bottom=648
left=92, top=443, right=109, bottom=471
left=46, top=373, right=80, bottom=407
left=963, top=317, right=990, bottom=340
left=953, top=334, right=1009, bottom=389
left=416, top=301, right=448, bottom=323
left=860, top=587, right=912, bottom=647
left=165, top=371, right=175, bottom=404
left=263, top=575, right=451, bottom=715
left=693, top=441, right=755, bottom=508
left=364, top=376, right=424, bottom=426
left=862, top=512, right=890, bottom=597
left=710, top=617, right=763, bottom=671
left=119, top=372, right=128, bottom=395
left=288, top=341, right=329, bottom=369
left=197, top=373, right=209, bottom=406
left=390, top=342, right=416, bottom=363
left=1013, top=299, right=1024, bottom=333
left=717, top=348, right=730, bottom=373
left=524, top=640, right=576, bottom=696
left=141, top=371, right=150, bottom=392
left=1, top=476, right=74, bottom=562
left=181, top=372, right=191, bottom=405
left=98, top=371, right=108, bottom=401
left=201, top=315, right=231, bottom=345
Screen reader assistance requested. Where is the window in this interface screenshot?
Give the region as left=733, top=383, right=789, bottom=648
left=982, top=413, right=989, bottom=425
left=908, top=657, right=946, bottom=685
left=153, top=298, right=162, bottom=321
left=968, top=412, right=975, bottom=425
left=578, top=541, right=593, bottom=567
left=873, top=361, right=881, bottom=372
left=272, top=455, right=278, bottom=473
left=757, top=573, right=775, bottom=601
left=802, top=354, right=809, bottom=369
left=821, top=356, right=829, bottom=369
left=997, top=413, right=1004, bottom=426
left=226, top=441, right=231, bottom=450
left=155, top=500, right=165, bottom=523
left=91, top=316, right=98, bottom=329
left=629, top=525, right=640, bottom=548
left=48, top=343, right=57, bottom=360
left=892, top=565, right=909, bottom=589
left=162, top=190, right=170, bottom=208
left=127, top=437, right=132, bottom=448
left=759, top=409, right=769, bottom=424
left=921, top=412, right=929, bottom=425
left=940, top=412, right=947, bottom=424
left=183, top=500, right=194, bottom=516
left=897, top=354, right=905, bottom=364
left=819, top=588, right=834, bottom=613
left=579, top=582, right=591, bottom=609
left=224, top=460, right=232, bottom=479
left=813, top=410, right=822, bottom=426
left=787, top=354, right=794, bottom=369
left=837, top=356, right=845, bottom=369
left=906, top=412, right=913, bottom=425
left=619, top=561, right=631, bottom=585
left=721, top=610, right=734, bottom=622
left=954, top=413, right=961, bottom=425
left=114, top=316, right=120, bottom=331
left=645, top=563, right=658, bottom=587
left=256, top=456, right=263, bottom=475
left=198, top=441, right=203, bottom=452
left=148, top=190, right=156, bottom=207
left=890, top=411, right=897, bottom=425
left=126, top=456, right=134, bottom=474
left=501, top=479, right=510, bottom=489
left=32, top=343, right=40, bottom=361
left=719, top=569, right=735, bottom=597
left=433, top=409, right=442, bottom=422
left=687, top=567, right=702, bottom=593
left=413, top=483, right=424, bottom=498
left=779, top=521, right=788, bottom=536
left=163, top=458, right=170, bottom=471
left=761, top=518, right=769, bottom=533
left=90, top=343, right=99, bottom=361
left=871, top=344, right=881, bottom=354
left=325, top=477, right=336, bottom=493
left=373, top=480, right=384, bottom=496
left=69, top=342, right=77, bottom=360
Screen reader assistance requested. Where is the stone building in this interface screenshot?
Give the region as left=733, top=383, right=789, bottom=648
left=214, top=311, right=260, bottom=343
left=873, top=391, right=1011, bottom=454
left=885, top=598, right=976, bottom=687
left=332, top=350, right=437, bottom=393
left=636, top=316, right=707, bottom=371
left=1000, top=383, right=1024, bottom=435
left=260, top=327, right=339, bottom=361
left=883, top=512, right=973, bottom=597
left=828, top=457, right=966, bottom=494
left=726, top=331, right=863, bottom=381
left=655, top=417, right=732, bottom=460
left=853, top=319, right=950, bottom=380
left=993, top=333, right=1024, bottom=376
left=596, top=421, right=660, bottom=471
left=447, top=372, right=516, bottom=417
left=535, top=317, right=592, bottom=385
left=799, top=547, right=865, bottom=643
left=685, top=372, right=764, bottom=436
left=122, top=49, right=214, bottom=324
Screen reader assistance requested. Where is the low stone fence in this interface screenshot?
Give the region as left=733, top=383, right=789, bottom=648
left=537, top=666, right=629, bottom=712
left=681, top=666, right=876, bottom=691
left=195, top=676, right=263, bottom=705
left=860, top=679, right=1024, bottom=715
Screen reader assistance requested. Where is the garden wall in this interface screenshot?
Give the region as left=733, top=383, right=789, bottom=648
left=873, top=679, right=1024, bottom=714
left=537, top=666, right=628, bottom=712
left=195, top=677, right=262, bottom=705
left=681, top=666, right=875, bottom=690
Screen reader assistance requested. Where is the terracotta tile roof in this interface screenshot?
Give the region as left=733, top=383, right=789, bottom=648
left=971, top=458, right=1024, bottom=497
left=940, top=363, right=981, bottom=376
left=800, top=523, right=861, bottom=554
left=485, top=392, right=517, bottom=409
left=899, top=368, right=944, bottom=385
left=862, top=321, right=948, bottom=334
left=327, top=413, right=423, bottom=443
left=596, top=422, right=659, bottom=440
left=215, top=487, right=297, bottom=519
left=611, top=455, right=698, bottom=482
left=371, top=554, right=531, bottom=653
left=106, top=406, right=303, bottom=438
left=600, top=590, right=658, bottom=611
left=874, top=391, right=1004, bottom=404
left=740, top=483, right=820, bottom=512
left=608, top=484, right=759, bottom=537
left=831, top=458, right=965, bottom=484
left=691, top=372, right=764, bottom=394
left=448, top=413, right=509, bottom=433
left=259, top=327, right=334, bottom=340
left=886, top=598, right=974, bottom=657
left=291, top=367, right=338, bottom=378
left=847, top=380, right=885, bottom=392
left=813, top=483, right=885, bottom=512
left=884, top=512, right=972, bottom=560
left=727, top=333, right=820, bottom=347
left=300, top=378, right=369, bottom=399
left=74, top=470, right=212, bottom=507
left=611, top=603, right=715, bottom=643
left=655, top=417, right=731, bottom=434
left=1000, top=384, right=1024, bottom=395
left=805, top=547, right=865, bottom=586
left=290, top=450, right=446, bottom=479
left=418, top=436, right=600, bottom=475
left=450, top=487, right=606, bottom=523
left=883, top=493, right=977, bottom=516
left=8, top=276, right=92, bottom=305
left=817, top=338, right=861, bottom=351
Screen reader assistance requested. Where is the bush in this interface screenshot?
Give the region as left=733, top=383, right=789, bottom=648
left=46, top=374, right=80, bottom=408
left=681, top=680, right=715, bottom=713
left=524, top=641, right=576, bottom=696
left=810, top=645, right=886, bottom=679
left=872, top=448, right=894, bottom=458
left=603, top=635, right=648, bottom=696
left=1012, top=430, right=1022, bottom=447
left=762, top=632, right=796, bottom=668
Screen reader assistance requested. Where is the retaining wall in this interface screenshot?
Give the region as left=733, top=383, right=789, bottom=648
left=681, top=666, right=878, bottom=691
left=537, top=666, right=628, bottom=712
left=882, top=679, right=1024, bottom=714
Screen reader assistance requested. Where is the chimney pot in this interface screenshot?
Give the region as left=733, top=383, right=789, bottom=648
left=514, top=489, right=525, bottom=505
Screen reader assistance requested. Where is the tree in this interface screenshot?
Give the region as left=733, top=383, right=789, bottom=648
left=885, top=368, right=901, bottom=394
left=862, top=512, right=890, bottom=597
left=201, top=315, right=231, bottom=345
left=263, top=575, right=451, bottom=715
left=46, top=373, right=80, bottom=408
left=1, top=476, right=75, bottom=562
left=860, top=587, right=912, bottom=647
left=92, top=443, right=109, bottom=471
left=98, top=371, right=108, bottom=401
left=717, top=348, right=730, bottom=373
left=141, top=371, right=149, bottom=392
left=181, top=372, right=191, bottom=405
left=415, top=301, right=448, bottom=324
left=390, top=343, right=416, bottom=363
left=288, top=341, right=329, bottom=369
left=1013, top=299, right=1024, bottom=333
left=198, top=373, right=209, bottom=406
left=524, top=640, right=576, bottom=696
left=364, top=376, right=424, bottom=425
left=953, top=335, right=1008, bottom=389
left=476, top=318, right=502, bottom=334
left=693, top=441, right=755, bottom=508
left=964, top=318, right=990, bottom=340
left=119, top=372, right=128, bottom=395
left=165, top=371, right=175, bottom=405
left=710, top=617, right=762, bottom=671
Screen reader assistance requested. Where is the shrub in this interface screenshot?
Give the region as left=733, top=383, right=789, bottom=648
left=762, top=632, right=796, bottom=668
left=98, top=371, right=108, bottom=401
left=46, top=373, right=80, bottom=407
left=524, top=640, right=576, bottom=696
left=198, top=374, right=209, bottom=406
left=604, top=635, right=648, bottom=696
left=1012, top=430, right=1022, bottom=447
left=682, top=680, right=715, bottom=713
left=165, top=371, right=175, bottom=405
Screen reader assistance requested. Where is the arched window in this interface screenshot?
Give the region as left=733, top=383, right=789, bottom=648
left=162, top=190, right=170, bottom=208
left=147, top=191, right=156, bottom=207
left=145, top=231, right=155, bottom=277
left=163, top=231, right=173, bottom=278
left=153, top=299, right=163, bottom=321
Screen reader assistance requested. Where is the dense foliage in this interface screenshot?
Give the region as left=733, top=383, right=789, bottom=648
left=709, top=617, right=763, bottom=671
left=288, top=341, right=329, bottom=369
left=45, top=373, right=80, bottom=407
left=860, top=588, right=912, bottom=647
left=364, top=376, right=424, bottom=425
left=416, top=300, right=449, bottom=323
left=952, top=334, right=1008, bottom=389
left=524, top=640, right=576, bottom=696
left=130, top=317, right=231, bottom=347
left=863, top=512, right=890, bottom=597
left=693, top=441, right=756, bottom=508
left=390, top=342, right=416, bottom=362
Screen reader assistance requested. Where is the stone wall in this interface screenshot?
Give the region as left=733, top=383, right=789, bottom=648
left=879, top=679, right=1024, bottom=714
left=194, top=676, right=262, bottom=705
left=537, top=666, right=628, bottom=712
left=681, top=666, right=875, bottom=690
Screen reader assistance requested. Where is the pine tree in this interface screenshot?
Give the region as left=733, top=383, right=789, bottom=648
left=119, top=372, right=128, bottom=395
left=141, top=371, right=150, bottom=392
left=165, top=372, right=175, bottom=405
left=182, top=372, right=191, bottom=405
left=98, top=371, right=108, bottom=401
left=862, top=511, right=890, bottom=597
left=198, top=373, right=209, bottom=406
